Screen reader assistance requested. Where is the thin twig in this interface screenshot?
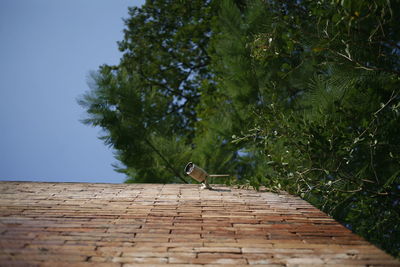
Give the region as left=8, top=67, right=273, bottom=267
left=144, top=138, right=188, bottom=184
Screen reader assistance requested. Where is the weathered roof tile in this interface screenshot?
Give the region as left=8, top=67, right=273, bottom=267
left=0, top=181, right=398, bottom=266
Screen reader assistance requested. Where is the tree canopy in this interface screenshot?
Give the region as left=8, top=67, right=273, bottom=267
left=79, top=0, right=400, bottom=258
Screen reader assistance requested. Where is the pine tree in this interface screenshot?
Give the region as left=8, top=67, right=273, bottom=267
left=79, top=0, right=217, bottom=183
left=213, top=0, right=400, bottom=257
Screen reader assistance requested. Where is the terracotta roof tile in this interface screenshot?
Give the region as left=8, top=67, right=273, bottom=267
left=0, top=181, right=398, bottom=266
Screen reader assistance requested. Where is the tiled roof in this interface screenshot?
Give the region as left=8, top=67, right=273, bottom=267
left=0, top=181, right=398, bottom=266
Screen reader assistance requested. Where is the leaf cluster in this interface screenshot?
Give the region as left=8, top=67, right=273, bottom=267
left=218, top=0, right=400, bottom=257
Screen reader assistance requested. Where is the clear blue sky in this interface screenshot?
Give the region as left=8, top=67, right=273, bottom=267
left=0, top=0, right=145, bottom=183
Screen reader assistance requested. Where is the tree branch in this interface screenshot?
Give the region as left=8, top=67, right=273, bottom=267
left=144, top=138, right=188, bottom=184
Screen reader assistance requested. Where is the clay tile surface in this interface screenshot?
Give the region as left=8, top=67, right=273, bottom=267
left=0, top=181, right=398, bottom=266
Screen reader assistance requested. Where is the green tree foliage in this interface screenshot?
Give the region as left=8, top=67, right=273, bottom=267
left=79, top=0, right=400, bottom=257
left=79, top=0, right=218, bottom=183
left=214, top=0, right=400, bottom=257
